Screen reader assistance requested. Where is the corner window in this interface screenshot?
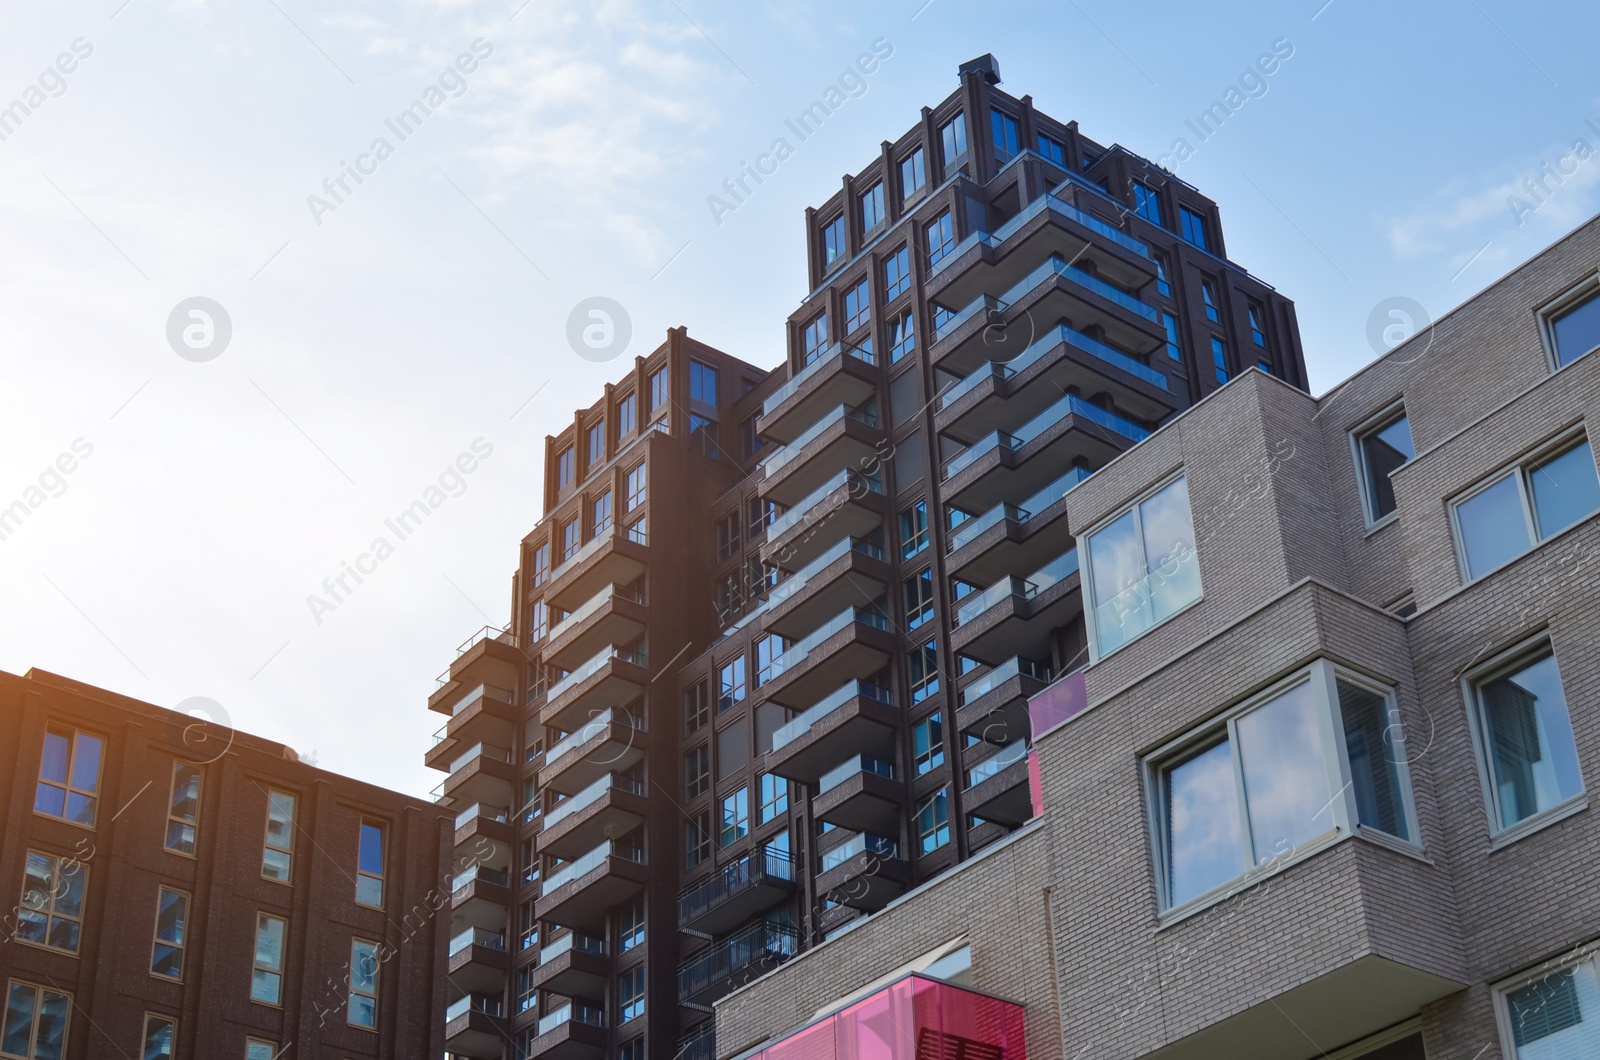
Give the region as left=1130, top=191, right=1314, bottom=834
left=151, top=887, right=188, bottom=980
left=989, top=108, right=1018, bottom=161
left=2, top=982, right=70, bottom=1060
left=593, top=492, right=613, bottom=536
left=689, top=359, right=719, bottom=405
left=1542, top=277, right=1600, bottom=369
left=251, top=914, right=286, bottom=1005
left=165, top=761, right=201, bottom=856
left=261, top=790, right=295, bottom=882
left=357, top=821, right=385, bottom=908
left=34, top=726, right=102, bottom=828
left=859, top=181, right=884, bottom=232
left=1179, top=205, right=1210, bottom=251
left=1353, top=405, right=1415, bottom=525
left=899, top=148, right=927, bottom=199
left=1468, top=642, right=1583, bottom=833
left=1084, top=475, right=1201, bottom=657
left=1133, top=181, right=1162, bottom=225
left=822, top=214, right=847, bottom=272
left=18, top=851, right=85, bottom=954
left=1452, top=434, right=1600, bottom=581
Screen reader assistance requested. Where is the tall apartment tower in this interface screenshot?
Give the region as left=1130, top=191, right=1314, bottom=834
left=429, top=55, right=1309, bottom=1060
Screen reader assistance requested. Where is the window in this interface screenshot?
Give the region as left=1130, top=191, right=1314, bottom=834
left=2, top=982, right=69, bottom=1060
left=619, top=965, right=646, bottom=1023
left=741, top=416, right=762, bottom=459
left=616, top=392, right=636, bottom=437
left=913, top=714, right=944, bottom=775
left=245, top=1040, right=279, bottom=1060
left=1179, top=205, right=1209, bottom=250
left=685, top=810, right=712, bottom=868
left=1152, top=662, right=1416, bottom=912
left=251, top=914, right=286, bottom=1005
left=748, top=498, right=769, bottom=538
left=888, top=311, right=915, bottom=363
left=903, top=569, right=934, bottom=630
left=860, top=181, right=884, bottom=231
left=718, top=657, right=747, bottom=712
left=720, top=787, right=750, bottom=847
left=141, top=1014, right=175, bottom=1060
left=884, top=246, right=911, bottom=301
left=1162, top=312, right=1182, bottom=362
left=165, top=761, right=201, bottom=856
left=619, top=898, right=644, bottom=952
left=759, top=773, right=788, bottom=823
left=822, top=214, right=847, bottom=272
left=261, top=790, right=295, bottom=882
left=684, top=746, right=710, bottom=799
left=649, top=366, right=669, bottom=412
left=1498, top=945, right=1600, bottom=1055
left=34, top=726, right=102, bottom=827
left=587, top=422, right=605, bottom=465
left=1453, top=435, right=1600, bottom=581
left=690, top=359, right=719, bottom=405
left=1210, top=336, right=1229, bottom=385
left=1354, top=407, right=1415, bottom=524
left=1248, top=302, right=1268, bottom=346
left=844, top=279, right=871, bottom=334
left=558, top=447, right=575, bottom=489
left=1201, top=279, right=1220, bottom=322
left=915, top=789, right=950, bottom=853
left=530, top=599, right=549, bottom=642
left=626, top=516, right=646, bottom=545
left=561, top=517, right=581, bottom=562
left=1084, top=475, right=1201, bottom=656
left=593, top=492, right=613, bottom=535
left=1037, top=134, right=1065, bottom=166
left=909, top=640, right=940, bottom=703
left=515, top=965, right=536, bottom=1015
left=1469, top=643, right=1583, bottom=832
left=803, top=313, right=829, bottom=364
left=517, top=901, right=537, bottom=951
left=925, top=211, right=955, bottom=266
left=755, top=634, right=785, bottom=687
left=714, top=512, right=740, bottom=562
left=1133, top=181, right=1162, bottom=225
left=940, top=112, right=967, bottom=172
left=900, top=148, right=927, bottom=199
left=1153, top=252, right=1172, bottom=298
left=349, top=939, right=379, bottom=1028
left=532, top=542, right=551, bottom=586
left=17, top=851, right=84, bottom=955
left=900, top=500, right=929, bottom=559
left=626, top=462, right=646, bottom=510
left=356, top=820, right=385, bottom=907
left=989, top=108, right=1018, bottom=160
left=684, top=681, right=710, bottom=735
left=150, top=887, right=187, bottom=980
left=1543, top=281, right=1600, bottom=368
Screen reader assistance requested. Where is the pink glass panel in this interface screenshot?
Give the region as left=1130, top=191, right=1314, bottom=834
left=1027, top=749, right=1043, bottom=817
left=1028, top=668, right=1086, bottom=739
left=752, top=975, right=1026, bottom=1060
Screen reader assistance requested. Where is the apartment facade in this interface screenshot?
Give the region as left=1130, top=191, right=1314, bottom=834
left=713, top=214, right=1600, bottom=1060
left=0, top=668, right=452, bottom=1060
left=429, top=55, right=1309, bottom=1060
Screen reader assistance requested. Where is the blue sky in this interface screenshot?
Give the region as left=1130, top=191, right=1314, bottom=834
left=3, top=0, right=1597, bottom=796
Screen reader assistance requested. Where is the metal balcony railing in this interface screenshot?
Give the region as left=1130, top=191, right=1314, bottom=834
left=678, top=849, right=794, bottom=926
left=677, top=921, right=800, bottom=1004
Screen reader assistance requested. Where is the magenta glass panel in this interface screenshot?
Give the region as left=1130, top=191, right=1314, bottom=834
left=1028, top=668, right=1086, bottom=739
left=755, top=975, right=1026, bottom=1060
left=765, top=1016, right=837, bottom=1060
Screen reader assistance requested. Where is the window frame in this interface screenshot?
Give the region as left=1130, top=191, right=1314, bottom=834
left=1491, top=937, right=1600, bottom=1058
left=859, top=180, right=885, bottom=233
left=141, top=1013, right=177, bottom=1060
left=261, top=789, right=295, bottom=883
left=1448, top=429, right=1600, bottom=583
left=16, top=849, right=86, bottom=956
left=914, top=787, right=951, bottom=854
left=616, top=391, right=636, bottom=438
left=899, top=147, right=927, bottom=201
left=150, top=885, right=189, bottom=982
left=245, top=1038, right=280, bottom=1060
left=164, top=760, right=201, bottom=858
left=884, top=245, right=911, bottom=302
left=557, top=446, right=575, bottom=489
left=821, top=213, right=848, bottom=273
left=356, top=819, right=386, bottom=909
left=1349, top=400, right=1412, bottom=529
left=2, top=980, right=71, bottom=1060
left=1538, top=271, right=1600, bottom=371
left=348, top=937, right=379, bottom=1029
left=250, top=913, right=287, bottom=1007
left=1080, top=472, right=1204, bottom=662
left=33, top=725, right=103, bottom=830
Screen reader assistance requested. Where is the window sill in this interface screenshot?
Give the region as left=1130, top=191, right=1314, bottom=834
left=1157, top=828, right=1345, bottom=931
left=1354, top=824, right=1430, bottom=865
left=1363, top=511, right=1400, bottom=538
left=1488, top=794, right=1588, bottom=851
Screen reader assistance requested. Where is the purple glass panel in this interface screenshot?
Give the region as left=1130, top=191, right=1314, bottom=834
left=1028, top=669, right=1086, bottom=739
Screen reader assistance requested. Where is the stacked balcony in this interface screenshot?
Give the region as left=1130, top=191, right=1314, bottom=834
left=432, top=625, right=523, bottom=720
left=761, top=469, right=886, bottom=573
left=538, top=773, right=648, bottom=860
left=677, top=848, right=796, bottom=935
left=530, top=931, right=609, bottom=1002
left=544, top=525, right=648, bottom=615
left=536, top=839, right=648, bottom=931
left=757, top=342, right=878, bottom=445
left=677, top=921, right=800, bottom=1006
left=761, top=537, right=890, bottom=640
left=813, top=755, right=902, bottom=834
left=945, top=466, right=1090, bottom=585
left=814, top=831, right=909, bottom=911
left=539, top=644, right=649, bottom=732
left=538, top=707, right=647, bottom=796
left=523, top=1002, right=607, bottom=1060
left=444, top=992, right=508, bottom=1058
left=448, top=925, right=509, bottom=997
left=765, top=679, right=897, bottom=784
left=758, top=403, right=884, bottom=509
left=544, top=583, right=648, bottom=671
left=955, top=657, right=1051, bottom=746
left=755, top=606, right=895, bottom=708
left=950, top=549, right=1080, bottom=665
left=962, top=739, right=1033, bottom=827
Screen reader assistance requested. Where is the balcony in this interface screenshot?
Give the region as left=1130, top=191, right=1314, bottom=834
left=442, top=742, right=516, bottom=808
left=538, top=773, right=648, bottom=860
left=813, top=755, right=902, bottom=834
left=546, top=526, right=649, bottom=612
left=945, top=466, right=1090, bottom=585
left=539, top=707, right=648, bottom=795
left=453, top=802, right=513, bottom=872
left=544, top=584, right=648, bottom=671
left=815, top=832, right=909, bottom=912
left=758, top=405, right=884, bottom=508
left=451, top=863, right=512, bottom=931
left=762, top=537, right=890, bottom=640
left=444, top=994, right=506, bottom=1059
left=766, top=680, right=897, bottom=784
left=678, top=848, right=796, bottom=935
left=951, top=550, right=1079, bottom=666
left=678, top=921, right=801, bottom=1006
left=755, top=607, right=895, bottom=708
left=530, top=931, right=609, bottom=1001
left=963, top=740, right=1034, bottom=826
left=447, top=926, right=508, bottom=996
left=540, top=645, right=649, bottom=732
left=677, top=1024, right=716, bottom=1060
left=941, top=393, right=1148, bottom=512
left=936, top=322, right=1174, bottom=448
left=955, top=657, right=1052, bottom=746
left=424, top=683, right=519, bottom=770
left=524, top=1003, right=607, bottom=1060
left=433, top=626, right=522, bottom=712
left=762, top=470, right=887, bottom=573
left=536, top=840, right=648, bottom=930
left=759, top=342, right=879, bottom=444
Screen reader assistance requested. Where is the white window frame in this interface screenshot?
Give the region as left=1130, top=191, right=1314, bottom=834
left=1080, top=471, right=1203, bottom=663
left=1143, top=660, right=1421, bottom=922
left=1460, top=631, right=1588, bottom=847
left=348, top=937, right=379, bottom=1029
left=1447, top=428, right=1599, bottom=584
left=1348, top=399, right=1410, bottom=529
left=1492, top=938, right=1600, bottom=1058
left=141, top=1012, right=177, bottom=1060
left=1538, top=271, right=1600, bottom=372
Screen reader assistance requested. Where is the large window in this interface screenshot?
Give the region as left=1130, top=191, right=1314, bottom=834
left=17, top=851, right=84, bottom=954
left=587, top=422, right=605, bottom=466
left=2, top=981, right=69, bottom=1060
left=34, top=726, right=102, bottom=828
left=592, top=492, right=613, bottom=536
left=685, top=810, right=712, bottom=868
left=1498, top=945, right=1600, bottom=1056
left=718, top=657, right=747, bottom=713
left=619, top=898, right=645, bottom=952
left=1179, top=205, right=1210, bottom=250
left=1133, top=181, right=1162, bottom=225
left=690, top=414, right=719, bottom=458
left=915, top=789, right=951, bottom=854
left=822, top=214, right=847, bottom=272
left=1453, top=435, right=1600, bottom=581
left=649, top=366, right=669, bottom=412
left=759, top=773, right=788, bottom=823
left=888, top=311, right=916, bottom=364
left=903, top=569, right=934, bottom=630
left=1542, top=280, right=1600, bottom=368
left=900, top=148, right=927, bottom=199
left=1469, top=642, right=1583, bottom=833
left=1151, top=662, right=1416, bottom=912
left=925, top=212, right=956, bottom=266
left=909, top=640, right=940, bottom=703
left=1210, top=337, right=1229, bottom=385
left=940, top=112, right=967, bottom=173
left=349, top=939, right=379, bottom=1028
left=690, top=359, right=718, bottom=405
left=626, top=462, right=646, bottom=511
left=1153, top=252, right=1172, bottom=298
left=357, top=821, right=385, bottom=908
left=561, top=518, right=581, bottom=562
left=860, top=181, right=884, bottom=232
left=164, top=761, right=201, bottom=856
left=720, top=787, right=750, bottom=847
left=141, top=1014, right=175, bottom=1060
left=1037, top=134, right=1065, bottom=167
left=619, top=965, right=646, bottom=1023
left=1162, top=312, right=1182, bottom=363
left=1353, top=405, right=1415, bottom=524
left=684, top=746, right=710, bottom=800
left=151, top=887, right=187, bottom=980
left=1248, top=302, right=1269, bottom=346
left=251, top=914, right=286, bottom=1005
left=715, top=513, right=741, bottom=563
left=557, top=446, right=574, bottom=489
left=884, top=246, right=911, bottom=301
left=531, top=542, right=551, bottom=586
left=989, top=108, right=1018, bottom=160
left=616, top=392, right=636, bottom=438
left=1084, top=476, right=1201, bottom=656
left=913, top=714, right=944, bottom=775
left=684, top=681, right=710, bottom=735
left=900, top=500, right=929, bottom=559
left=261, top=791, right=295, bottom=882
left=844, top=279, right=871, bottom=334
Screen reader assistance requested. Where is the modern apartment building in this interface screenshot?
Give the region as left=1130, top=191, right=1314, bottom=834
left=429, top=55, right=1309, bottom=1060
left=0, top=667, right=452, bottom=1060
left=711, top=214, right=1600, bottom=1060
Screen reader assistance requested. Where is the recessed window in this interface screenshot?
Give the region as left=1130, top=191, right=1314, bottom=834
left=684, top=746, right=710, bottom=800
left=915, top=788, right=951, bottom=853
left=1248, top=301, right=1269, bottom=346
left=884, top=246, right=911, bottom=302
left=1037, top=135, right=1065, bottom=167
left=1152, top=662, right=1416, bottom=912
left=587, top=422, right=605, bottom=466
left=1153, top=252, right=1172, bottom=298
left=715, top=512, right=741, bottom=563
left=2, top=981, right=70, bottom=1060
left=531, top=542, right=551, bottom=586
left=1498, top=946, right=1600, bottom=1054
left=900, top=500, right=929, bottom=559
left=888, top=311, right=916, bottom=363
left=1084, top=475, right=1201, bottom=656
left=913, top=714, right=944, bottom=775
left=357, top=821, right=385, bottom=908
left=690, top=359, right=719, bottom=405
left=261, top=790, right=295, bottom=882
left=561, top=518, right=580, bottom=562
left=925, top=211, right=956, bottom=266
left=649, top=366, right=669, bottom=412
left=151, top=887, right=188, bottom=980
left=803, top=313, right=829, bottom=364
left=251, top=914, right=286, bottom=1005
left=1133, top=181, right=1162, bottom=225
left=141, top=1014, right=176, bottom=1060
left=759, top=773, right=789, bottom=823
left=593, top=492, right=613, bottom=536
left=1162, top=313, right=1182, bottom=362
left=18, top=851, right=85, bottom=954
left=557, top=446, right=575, bottom=489
left=1453, top=435, right=1600, bottom=581
left=685, top=810, right=712, bottom=868
left=34, top=726, right=102, bottom=827
left=720, top=787, right=750, bottom=847
left=903, top=569, right=934, bottom=630
left=1469, top=643, right=1583, bottom=832
left=684, top=681, right=709, bottom=735
left=1201, top=279, right=1220, bottom=322
left=910, top=640, right=940, bottom=703
left=619, top=965, right=646, bottom=1023
left=164, top=761, right=201, bottom=856
left=822, top=214, right=848, bottom=272
left=859, top=181, right=884, bottom=232
left=940, top=112, right=968, bottom=174
left=1210, top=337, right=1229, bottom=385
left=618, top=897, right=645, bottom=952
left=900, top=148, right=927, bottom=199
left=1179, top=205, right=1210, bottom=250
left=989, top=108, right=1018, bottom=161
left=246, top=1039, right=280, bottom=1060
left=1542, top=278, right=1600, bottom=369
left=844, top=278, right=871, bottom=334
left=616, top=392, right=636, bottom=438
left=718, top=657, right=746, bottom=713
left=625, top=462, right=647, bottom=511
left=349, top=939, right=379, bottom=1028
left=1354, top=406, right=1415, bottom=524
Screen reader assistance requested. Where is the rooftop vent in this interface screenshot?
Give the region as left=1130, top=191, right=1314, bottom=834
left=958, top=54, right=1001, bottom=85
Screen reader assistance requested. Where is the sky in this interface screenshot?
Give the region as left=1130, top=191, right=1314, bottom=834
left=3, top=0, right=1599, bottom=799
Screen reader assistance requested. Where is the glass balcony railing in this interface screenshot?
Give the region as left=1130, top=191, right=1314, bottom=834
left=762, top=342, right=875, bottom=417
left=1014, top=255, right=1157, bottom=322
left=448, top=742, right=511, bottom=775
left=538, top=1002, right=605, bottom=1036
left=549, top=526, right=622, bottom=583
left=770, top=680, right=894, bottom=753
left=678, top=848, right=795, bottom=926
left=547, top=583, right=645, bottom=643
left=938, top=323, right=1166, bottom=414
left=960, top=657, right=1052, bottom=706
left=818, top=754, right=895, bottom=794
left=449, top=683, right=515, bottom=717
left=757, top=607, right=890, bottom=686
left=453, top=803, right=510, bottom=830
left=1028, top=549, right=1080, bottom=594
left=449, top=926, right=507, bottom=957
left=767, top=538, right=885, bottom=611
left=966, top=739, right=1030, bottom=788
left=538, top=931, right=606, bottom=965
left=766, top=470, right=882, bottom=539
left=933, top=294, right=1002, bottom=343
left=762, top=405, right=879, bottom=479
left=446, top=994, right=504, bottom=1023
left=451, top=863, right=510, bottom=892
left=545, top=645, right=648, bottom=704
left=944, top=394, right=1148, bottom=479
left=541, top=840, right=644, bottom=896
left=430, top=724, right=449, bottom=749
left=955, top=550, right=1078, bottom=626
left=944, top=466, right=1092, bottom=555
left=544, top=707, right=645, bottom=768
left=820, top=832, right=898, bottom=872
left=545, top=773, right=646, bottom=829
left=988, top=189, right=1150, bottom=257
